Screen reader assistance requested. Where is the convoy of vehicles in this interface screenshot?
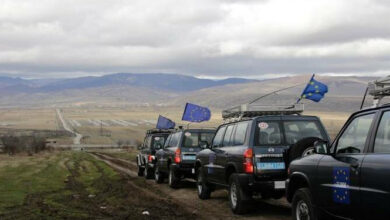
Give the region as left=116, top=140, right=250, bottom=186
left=154, top=128, right=215, bottom=188
left=135, top=76, right=390, bottom=219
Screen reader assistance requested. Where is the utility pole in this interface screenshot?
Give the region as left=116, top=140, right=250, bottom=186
left=100, top=120, right=103, bottom=136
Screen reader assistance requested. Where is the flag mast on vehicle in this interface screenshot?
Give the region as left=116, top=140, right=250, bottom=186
left=222, top=74, right=328, bottom=122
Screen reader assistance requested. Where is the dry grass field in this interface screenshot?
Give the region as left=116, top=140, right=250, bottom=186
left=0, top=108, right=58, bottom=130
left=0, top=107, right=348, bottom=145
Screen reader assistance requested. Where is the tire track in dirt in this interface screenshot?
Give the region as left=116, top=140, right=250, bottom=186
left=90, top=152, right=291, bottom=220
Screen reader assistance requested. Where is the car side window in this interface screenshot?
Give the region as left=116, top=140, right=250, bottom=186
left=233, top=121, right=249, bottom=145
left=374, top=111, right=390, bottom=153
left=164, top=135, right=172, bottom=148
left=170, top=132, right=182, bottom=147
left=212, top=126, right=226, bottom=148
left=336, top=113, right=375, bottom=154
left=222, top=125, right=235, bottom=147
left=144, top=136, right=151, bottom=149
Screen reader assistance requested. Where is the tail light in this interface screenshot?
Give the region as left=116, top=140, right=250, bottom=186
left=243, top=148, right=254, bottom=174
left=148, top=155, right=153, bottom=162
left=174, top=148, right=181, bottom=164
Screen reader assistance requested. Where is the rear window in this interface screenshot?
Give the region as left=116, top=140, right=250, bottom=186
left=256, top=121, right=282, bottom=145
left=255, top=120, right=326, bottom=145
left=182, top=131, right=214, bottom=148
left=151, top=135, right=167, bottom=149
left=284, top=121, right=325, bottom=144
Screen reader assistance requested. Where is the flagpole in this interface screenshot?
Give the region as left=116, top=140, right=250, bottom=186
left=249, top=83, right=305, bottom=104
left=296, top=74, right=315, bottom=104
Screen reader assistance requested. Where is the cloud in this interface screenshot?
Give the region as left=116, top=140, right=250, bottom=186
left=0, top=0, right=390, bottom=78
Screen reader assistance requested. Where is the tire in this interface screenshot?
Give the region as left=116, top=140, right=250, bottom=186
left=168, top=166, right=180, bottom=189
left=144, top=164, right=154, bottom=179
left=292, top=188, right=317, bottom=220
left=289, top=137, right=321, bottom=162
left=197, top=167, right=212, bottom=199
left=137, top=165, right=144, bottom=177
left=228, top=174, right=252, bottom=214
left=154, top=166, right=164, bottom=184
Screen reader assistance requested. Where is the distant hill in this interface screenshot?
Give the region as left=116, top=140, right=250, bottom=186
left=0, top=73, right=379, bottom=112
left=0, top=73, right=256, bottom=93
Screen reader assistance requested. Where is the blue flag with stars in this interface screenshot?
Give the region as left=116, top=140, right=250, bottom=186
left=332, top=167, right=350, bottom=204
left=156, top=115, right=175, bottom=129
left=298, top=74, right=328, bottom=103
left=182, top=103, right=211, bottom=123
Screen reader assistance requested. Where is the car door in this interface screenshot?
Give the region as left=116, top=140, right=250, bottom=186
left=213, top=124, right=235, bottom=184
left=360, top=110, right=390, bottom=219
left=205, top=125, right=226, bottom=183
left=142, top=136, right=152, bottom=165
left=316, top=112, right=377, bottom=219
left=157, top=134, right=172, bottom=172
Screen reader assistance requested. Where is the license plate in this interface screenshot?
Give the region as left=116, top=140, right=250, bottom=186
left=257, top=162, right=285, bottom=170
left=182, top=155, right=196, bottom=160
left=274, top=181, right=286, bottom=189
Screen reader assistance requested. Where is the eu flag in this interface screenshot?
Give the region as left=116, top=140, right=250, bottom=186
left=156, top=115, right=175, bottom=129
left=332, top=167, right=350, bottom=204
left=299, top=74, right=328, bottom=102
left=182, top=103, right=211, bottom=122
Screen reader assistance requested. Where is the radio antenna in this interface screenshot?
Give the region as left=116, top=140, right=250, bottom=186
left=249, top=83, right=305, bottom=104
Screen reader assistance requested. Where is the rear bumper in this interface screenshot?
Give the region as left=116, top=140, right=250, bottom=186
left=172, top=162, right=196, bottom=177
left=236, top=173, right=286, bottom=194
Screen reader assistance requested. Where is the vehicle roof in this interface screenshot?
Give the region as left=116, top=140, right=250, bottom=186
left=351, top=103, right=390, bottom=116
left=147, top=132, right=171, bottom=136
left=172, top=128, right=215, bottom=133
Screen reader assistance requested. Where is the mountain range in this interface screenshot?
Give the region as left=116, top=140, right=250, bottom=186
left=0, top=73, right=378, bottom=112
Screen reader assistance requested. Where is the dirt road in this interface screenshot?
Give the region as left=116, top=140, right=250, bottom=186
left=91, top=152, right=291, bottom=220
left=56, top=108, right=83, bottom=144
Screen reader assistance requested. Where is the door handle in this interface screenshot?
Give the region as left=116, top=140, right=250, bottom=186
left=350, top=162, right=359, bottom=169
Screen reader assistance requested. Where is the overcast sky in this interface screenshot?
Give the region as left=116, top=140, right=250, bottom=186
left=1, top=0, right=390, bottom=79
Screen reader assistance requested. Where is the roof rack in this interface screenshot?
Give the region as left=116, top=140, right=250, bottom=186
left=362, top=75, right=390, bottom=109
left=222, top=103, right=304, bottom=121
left=146, top=128, right=175, bottom=134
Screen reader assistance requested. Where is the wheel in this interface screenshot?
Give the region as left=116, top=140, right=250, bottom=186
left=289, top=137, right=321, bottom=162
left=228, top=174, right=252, bottom=214
left=154, top=166, right=164, bottom=184
left=292, top=188, right=317, bottom=220
left=197, top=167, right=212, bottom=199
left=168, top=166, right=180, bottom=189
left=137, top=165, right=144, bottom=177
left=144, top=164, right=154, bottom=179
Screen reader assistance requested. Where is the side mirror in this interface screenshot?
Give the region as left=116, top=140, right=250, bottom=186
left=313, top=140, right=330, bottom=155
left=199, top=141, right=209, bottom=149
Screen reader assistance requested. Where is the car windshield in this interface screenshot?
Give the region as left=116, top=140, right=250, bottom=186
left=182, top=131, right=214, bottom=148
left=284, top=121, right=325, bottom=144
